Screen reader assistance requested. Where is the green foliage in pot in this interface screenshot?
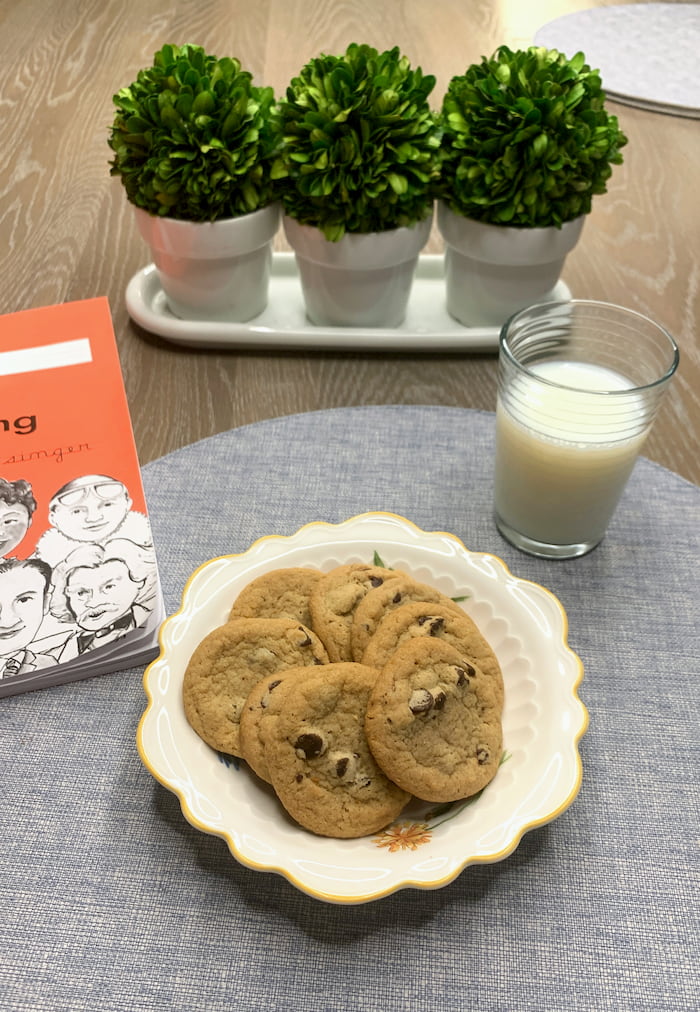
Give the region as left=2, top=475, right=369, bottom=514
left=279, top=43, right=442, bottom=241
left=439, top=46, right=628, bottom=228
left=108, top=43, right=282, bottom=221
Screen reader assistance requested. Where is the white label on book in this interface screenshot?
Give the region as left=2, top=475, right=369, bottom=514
left=0, top=338, right=92, bottom=376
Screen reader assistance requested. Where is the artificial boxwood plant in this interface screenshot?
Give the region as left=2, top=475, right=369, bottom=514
left=279, top=42, right=442, bottom=240
left=108, top=43, right=282, bottom=221
left=439, top=45, right=628, bottom=228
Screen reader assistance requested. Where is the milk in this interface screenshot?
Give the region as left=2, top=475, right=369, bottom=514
left=494, top=360, right=649, bottom=547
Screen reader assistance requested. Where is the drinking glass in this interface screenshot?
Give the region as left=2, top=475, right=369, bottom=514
left=494, top=300, right=679, bottom=559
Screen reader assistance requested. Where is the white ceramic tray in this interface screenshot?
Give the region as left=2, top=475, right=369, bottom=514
left=137, top=512, right=588, bottom=904
left=126, top=253, right=571, bottom=352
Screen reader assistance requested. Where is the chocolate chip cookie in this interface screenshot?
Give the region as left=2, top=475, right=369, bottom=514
left=308, top=563, right=404, bottom=662
left=350, top=574, right=465, bottom=662
left=261, top=662, right=411, bottom=838
left=229, top=567, right=322, bottom=629
left=239, top=666, right=317, bottom=783
left=365, top=638, right=503, bottom=802
left=182, top=618, right=328, bottom=757
left=361, top=601, right=504, bottom=704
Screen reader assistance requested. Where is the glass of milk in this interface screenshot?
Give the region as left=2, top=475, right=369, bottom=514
left=494, top=300, right=679, bottom=559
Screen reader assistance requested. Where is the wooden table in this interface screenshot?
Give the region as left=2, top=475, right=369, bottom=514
left=2, top=0, right=698, bottom=483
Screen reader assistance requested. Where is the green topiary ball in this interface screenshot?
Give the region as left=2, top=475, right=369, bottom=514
left=279, top=42, right=442, bottom=240
left=109, top=43, right=283, bottom=221
left=440, top=45, right=628, bottom=228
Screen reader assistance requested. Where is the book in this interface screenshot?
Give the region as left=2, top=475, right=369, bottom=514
left=0, top=296, right=164, bottom=697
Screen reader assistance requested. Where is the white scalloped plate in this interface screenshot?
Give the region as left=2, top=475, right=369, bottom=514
left=137, top=513, right=587, bottom=903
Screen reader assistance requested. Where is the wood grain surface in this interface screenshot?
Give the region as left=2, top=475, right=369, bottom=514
left=1, top=0, right=697, bottom=483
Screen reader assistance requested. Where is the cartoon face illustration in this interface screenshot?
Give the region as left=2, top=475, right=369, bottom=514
left=49, top=476, right=132, bottom=544
left=0, top=501, right=32, bottom=556
left=65, top=558, right=143, bottom=632
left=0, top=560, right=49, bottom=656
left=0, top=479, right=36, bottom=556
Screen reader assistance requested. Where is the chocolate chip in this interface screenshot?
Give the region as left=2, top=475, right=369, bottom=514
left=370, top=576, right=383, bottom=588
left=294, top=732, right=327, bottom=760
left=476, top=747, right=490, bottom=765
left=409, top=688, right=434, bottom=714
left=455, top=664, right=476, bottom=685
left=392, top=591, right=402, bottom=604
left=330, top=751, right=358, bottom=781
left=297, top=628, right=312, bottom=647
left=260, top=679, right=282, bottom=709
left=433, top=691, right=446, bottom=710
left=295, top=773, right=303, bottom=783
left=417, top=614, right=444, bottom=635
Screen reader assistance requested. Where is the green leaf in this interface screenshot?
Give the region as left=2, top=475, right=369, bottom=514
left=125, top=114, right=151, bottom=134
left=387, top=172, right=408, bottom=194
left=569, top=51, right=587, bottom=74
left=531, top=132, right=548, bottom=157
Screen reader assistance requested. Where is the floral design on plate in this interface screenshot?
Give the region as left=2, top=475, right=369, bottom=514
left=373, top=752, right=512, bottom=852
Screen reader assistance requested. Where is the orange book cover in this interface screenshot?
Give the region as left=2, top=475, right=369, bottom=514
left=0, top=296, right=163, bottom=696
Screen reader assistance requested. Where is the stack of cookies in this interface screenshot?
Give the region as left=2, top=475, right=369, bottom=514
left=182, top=563, right=504, bottom=839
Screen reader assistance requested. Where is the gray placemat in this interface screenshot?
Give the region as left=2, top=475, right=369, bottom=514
left=534, top=3, right=700, bottom=118
left=1, top=406, right=698, bottom=1012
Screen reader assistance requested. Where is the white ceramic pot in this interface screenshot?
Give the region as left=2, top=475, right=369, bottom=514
left=437, top=201, right=585, bottom=328
left=133, top=202, right=281, bottom=322
left=283, top=212, right=433, bottom=327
